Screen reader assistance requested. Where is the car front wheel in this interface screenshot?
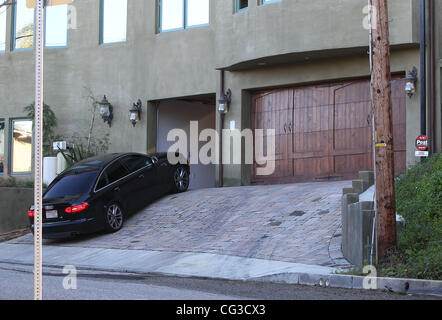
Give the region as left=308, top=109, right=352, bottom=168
left=173, top=166, right=189, bottom=193
left=104, top=203, right=124, bottom=233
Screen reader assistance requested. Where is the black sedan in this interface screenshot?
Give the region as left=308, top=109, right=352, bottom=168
left=28, top=152, right=190, bottom=239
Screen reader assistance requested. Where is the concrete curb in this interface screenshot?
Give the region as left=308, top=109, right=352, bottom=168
left=251, top=272, right=442, bottom=297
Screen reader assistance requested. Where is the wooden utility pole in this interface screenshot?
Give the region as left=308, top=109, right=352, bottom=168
left=371, top=0, right=397, bottom=262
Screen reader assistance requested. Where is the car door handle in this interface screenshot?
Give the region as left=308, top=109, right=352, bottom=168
left=113, top=187, right=120, bottom=192
left=138, top=174, right=145, bottom=179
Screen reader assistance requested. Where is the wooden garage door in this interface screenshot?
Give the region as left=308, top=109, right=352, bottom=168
left=252, top=78, right=406, bottom=184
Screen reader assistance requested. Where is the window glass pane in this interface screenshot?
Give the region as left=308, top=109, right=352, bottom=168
left=0, top=6, right=6, bottom=51
left=44, top=170, right=99, bottom=199
left=262, top=0, right=280, bottom=4
left=0, top=121, right=4, bottom=173
left=14, top=0, right=34, bottom=49
left=237, top=0, right=248, bottom=11
left=160, top=0, right=184, bottom=31
left=105, top=161, right=129, bottom=184
left=120, top=155, right=151, bottom=173
left=11, top=119, right=33, bottom=173
left=186, top=0, right=209, bottom=27
left=45, top=4, right=68, bottom=47
left=101, top=0, right=127, bottom=44
left=96, top=173, right=108, bottom=190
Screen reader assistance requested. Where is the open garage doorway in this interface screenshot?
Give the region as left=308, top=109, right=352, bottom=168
left=157, top=95, right=216, bottom=190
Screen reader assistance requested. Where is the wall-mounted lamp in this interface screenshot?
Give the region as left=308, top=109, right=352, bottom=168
left=405, top=67, right=418, bottom=98
left=129, top=99, right=143, bottom=127
left=218, top=89, right=232, bottom=114
left=98, top=95, right=114, bottom=127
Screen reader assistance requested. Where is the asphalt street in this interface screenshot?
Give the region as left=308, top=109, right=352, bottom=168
left=0, top=264, right=439, bottom=300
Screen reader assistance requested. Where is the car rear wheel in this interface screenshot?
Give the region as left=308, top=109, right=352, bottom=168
left=104, top=203, right=124, bottom=233
left=173, top=166, right=189, bottom=193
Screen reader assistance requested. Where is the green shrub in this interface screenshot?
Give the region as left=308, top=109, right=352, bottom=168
left=57, top=134, right=110, bottom=168
left=382, top=153, right=442, bottom=280
left=24, top=103, right=58, bottom=157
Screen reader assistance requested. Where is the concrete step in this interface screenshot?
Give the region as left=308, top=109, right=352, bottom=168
left=359, top=171, right=375, bottom=187
left=352, top=180, right=365, bottom=194
left=342, top=187, right=355, bottom=195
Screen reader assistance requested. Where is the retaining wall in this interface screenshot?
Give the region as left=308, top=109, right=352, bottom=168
left=341, top=172, right=376, bottom=268
left=0, top=188, right=32, bottom=234
left=342, top=172, right=405, bottom=268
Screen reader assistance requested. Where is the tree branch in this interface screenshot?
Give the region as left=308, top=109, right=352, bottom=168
left=0, top=1, right=16, bottom=10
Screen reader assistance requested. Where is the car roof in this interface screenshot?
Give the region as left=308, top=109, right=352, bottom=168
left=58, top=152, right=153, bottom=177
left=45, top=153, right=151, bottom=191
left=74, top=153, right=121, bottom=168
left=74, top=153, right=142, bottom=170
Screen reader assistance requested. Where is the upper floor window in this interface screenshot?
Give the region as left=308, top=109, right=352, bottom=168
left=159, top=0, right=209, bottom=33
left=45, top=4, right=69, bottom=48
left=100, top=0, right=128, bottom=44
left=13, top=0, right=34, bottom=50
left=236, top=0, right=248, bottom=12
left=12, top=0, right=69, bottom=50
left=261, top=0, right=281, bottom=5
left=0, top=6, right=6, bottom=52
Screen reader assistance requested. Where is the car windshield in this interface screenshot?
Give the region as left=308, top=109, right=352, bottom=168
left=44, top=170, right=99, bottom=199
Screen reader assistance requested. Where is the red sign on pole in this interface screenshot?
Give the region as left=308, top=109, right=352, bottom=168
left=416, top=135, right=429, bottom=151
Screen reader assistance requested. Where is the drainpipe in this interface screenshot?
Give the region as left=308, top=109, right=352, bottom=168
left=219, top=70, right=225, bottom=187
left=420, top=0, right=427, bottom=137
left=429, top=0, right=436, bottom=154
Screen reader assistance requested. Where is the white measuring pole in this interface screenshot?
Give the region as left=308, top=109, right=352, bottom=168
left=34, top=0, right=45, bottom=301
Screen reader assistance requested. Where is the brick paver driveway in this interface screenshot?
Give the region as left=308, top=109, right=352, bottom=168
left=11, top=181, right=351, bottom=267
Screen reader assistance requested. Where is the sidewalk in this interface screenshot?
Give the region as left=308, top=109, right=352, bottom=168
left=0, top=242, right=336, bottom=281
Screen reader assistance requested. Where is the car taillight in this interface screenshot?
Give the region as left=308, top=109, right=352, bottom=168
left=65, top=203, right=89, bottom=214
left=28, top=210, right=35, bottom=218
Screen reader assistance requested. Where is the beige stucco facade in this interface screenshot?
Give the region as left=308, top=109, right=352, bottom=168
left=0, top=0, right=440, bottom=187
